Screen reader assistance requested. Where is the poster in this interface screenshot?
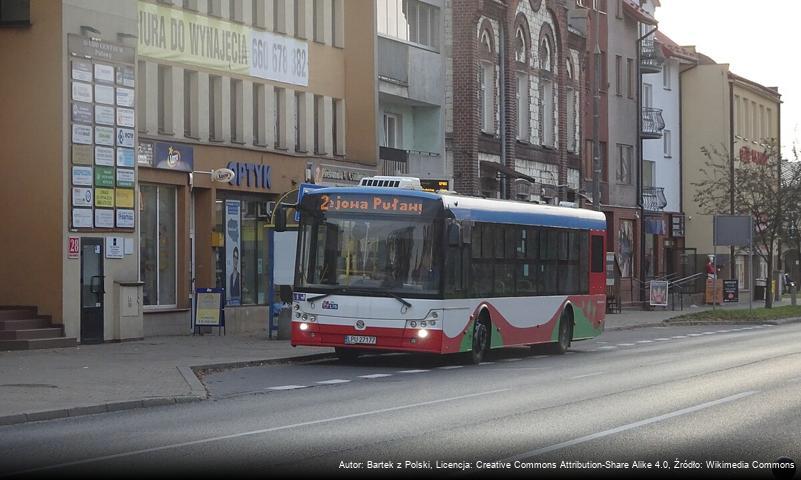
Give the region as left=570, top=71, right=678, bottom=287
left=95, top=188, right=115, bottom=208
left=72, top=166, right=93, bottom=186
left=95, top=105, right=115, bottom=125
left=617, top=220, right=634, bottom=278
left=225, top=200, right=241, bottom=306
left=72, top=144, right=93, bottom=165
left=195, top=288, right=223, bottom=326
left=72, top=208, right=93, bottom=228
left=72, top=124, right=93, bottom=144
left=649, top=280, right=668, bottom=307
left=95, top=209, right=115, bottom=228
left=117, top=147, right=135, bottom=167
left=105, top=236, right=124, bottom=258
left=95, top=146, right=115, bottom=166
left=116, top=209, right=135, bottom=228
left=723, top=279, right=739, bottom=303
left=95, top=126, right=115, bottom=146
left=72, top=187, right=93, bottom=207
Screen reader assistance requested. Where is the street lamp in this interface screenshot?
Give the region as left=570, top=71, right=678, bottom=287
left=189, top=168, right=236, bottom=332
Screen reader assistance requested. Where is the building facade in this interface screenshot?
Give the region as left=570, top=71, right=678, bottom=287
left=445, top=0, right=584, bottom=203
left=681, top=51, right=781, bottom=293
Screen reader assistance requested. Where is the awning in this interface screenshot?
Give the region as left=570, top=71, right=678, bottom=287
left=479, top=160, right=538, bottom=184
left=623, top=0, right=657, bottom=26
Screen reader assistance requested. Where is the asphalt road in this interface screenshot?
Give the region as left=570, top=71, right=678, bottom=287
left=1, top=323, right=800, bottom=478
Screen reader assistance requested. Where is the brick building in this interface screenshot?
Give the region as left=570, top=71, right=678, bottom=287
left=445, top=0, right=584, bottom=202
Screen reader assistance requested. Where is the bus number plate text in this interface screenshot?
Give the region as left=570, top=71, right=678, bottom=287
left=344, top=335, right=376, bottom=345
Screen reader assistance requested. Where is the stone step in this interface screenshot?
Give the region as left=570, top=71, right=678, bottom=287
left=0, top=309, right=37, bottom=320
left=0, top=337, right=77, bottom=351
left=0, top=327, right=63, bottom=340
left=0, top=319, right=50, bottom=330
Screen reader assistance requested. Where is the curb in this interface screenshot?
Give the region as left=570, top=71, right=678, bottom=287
left=662, top=316, right=801, bottom=327
left=0, top=351, right=337, bottom=428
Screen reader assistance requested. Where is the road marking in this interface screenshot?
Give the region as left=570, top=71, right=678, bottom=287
left=716, top=330, right=731, bottom=333
left=597, top=346, right=617, bottom=350
left=501, top=390, right=758, bottom=462
left=595, top=341, right=609, bottom=344
left=359, top=374, right=393, bottom=379
left=636, top=340, right=653, bottom=344
left=570, top=371, right=605, bottom=380
left=398, top=369, right=429, bottom=374
left=478, top=362, right=495, bottom=365
left=671, top=335, right=687, bottom=339
left=9, top=388, right=512, bottom=476
left=653, top=338, right=670, bottom=341
left=617, top=343, right=635, bottom=347
left=266, top=385, right=308, bottom=391
left=500, top=358, right=523, bottom=362
left=687, top=333, right=703, bottom=337
left=701, top=332, right=716, bottom=335
left=531, top=355, right=548, bottom=359
left=763, top=324, right=777, bottom=327
left=437, top=365, right=464, bottom=370
left=316, top=379, right=351, bottom=385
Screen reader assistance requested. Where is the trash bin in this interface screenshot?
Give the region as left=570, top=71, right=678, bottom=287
left=754, top=285, right=765, bottom=301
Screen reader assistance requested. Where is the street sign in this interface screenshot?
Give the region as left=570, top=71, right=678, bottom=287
left=713, top=215, right=753, bottom=247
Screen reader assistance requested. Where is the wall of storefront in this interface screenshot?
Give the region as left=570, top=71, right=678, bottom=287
left=0, top=1, right=64, bottom=321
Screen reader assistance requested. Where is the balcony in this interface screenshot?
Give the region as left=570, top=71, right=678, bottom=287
left=642, top=107, right=665, bottom=139
left=640, top=37, right=664, bottom=74
left=642, top=186, right=667, bottom=212
left=380, top=147, right=443, bottom=177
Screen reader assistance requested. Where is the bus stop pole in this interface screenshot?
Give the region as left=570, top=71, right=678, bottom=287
left=749, top=219, right=753, bottom=313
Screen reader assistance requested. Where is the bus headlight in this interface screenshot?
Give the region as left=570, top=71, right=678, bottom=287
left=417, top=329, right=429, bottom=339
left=299, top=322, right=310, bottom=331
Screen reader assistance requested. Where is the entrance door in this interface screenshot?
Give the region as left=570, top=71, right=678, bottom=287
left=80, top=238, right=104, bottom=344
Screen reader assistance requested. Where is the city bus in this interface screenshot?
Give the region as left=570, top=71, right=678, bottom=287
left=286, top=177, right=607, bottom=364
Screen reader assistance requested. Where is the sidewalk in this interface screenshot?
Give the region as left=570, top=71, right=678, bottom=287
left=0, top=299, right=781, bottom=426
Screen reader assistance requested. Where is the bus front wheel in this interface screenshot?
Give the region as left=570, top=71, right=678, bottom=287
left=549, top=309, right=573, bottom=355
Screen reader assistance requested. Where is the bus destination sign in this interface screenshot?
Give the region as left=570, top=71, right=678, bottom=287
left=319, top=194, right=426, bottom=215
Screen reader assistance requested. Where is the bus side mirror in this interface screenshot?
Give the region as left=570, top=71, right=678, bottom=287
left=447, top=223, right=461, bottom=246
left=274, top=206, right=287, bottom=232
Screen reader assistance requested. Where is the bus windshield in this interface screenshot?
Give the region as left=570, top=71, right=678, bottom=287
left=297, top=213, right=443, bottom=296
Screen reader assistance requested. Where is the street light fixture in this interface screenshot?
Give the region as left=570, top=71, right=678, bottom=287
left=189, top=168, right=236, bottom=332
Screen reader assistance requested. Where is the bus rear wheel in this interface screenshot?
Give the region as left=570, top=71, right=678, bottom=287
left=469, top=319, right=489, bottom=365
left=335, top=347, right=360, bottom=362
left=549, top=309, right=573, bottom=355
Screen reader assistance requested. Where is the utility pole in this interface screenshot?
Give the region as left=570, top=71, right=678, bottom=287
left=592, top=5, right=601, bottom=211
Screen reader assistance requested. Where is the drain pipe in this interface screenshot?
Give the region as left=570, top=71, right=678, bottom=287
left=498, top=18, right=508, bottom=199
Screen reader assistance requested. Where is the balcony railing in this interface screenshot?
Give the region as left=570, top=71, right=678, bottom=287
left=643, top=186, right=668, bottom=212
left=641, top=37, right=664, bottom=73
left=380, top=147, right=442, bottom=176
left=642, top=107, right=665, bottom=139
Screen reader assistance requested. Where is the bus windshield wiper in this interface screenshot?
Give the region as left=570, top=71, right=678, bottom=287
left=306, top=288, right=412, bottom=309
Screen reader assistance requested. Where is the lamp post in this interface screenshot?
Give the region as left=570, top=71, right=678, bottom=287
left=189, top=168, right=235, bottom=332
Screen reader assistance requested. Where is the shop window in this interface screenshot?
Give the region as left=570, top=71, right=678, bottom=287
left=140, top=185, right=177, bottom=307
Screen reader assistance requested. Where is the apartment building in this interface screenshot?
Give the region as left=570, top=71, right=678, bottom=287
left=136, top=0, right=376, bottom=334
left=446, top=0, right=584, bottom=203
left=682, top=50, right=781, bottom=293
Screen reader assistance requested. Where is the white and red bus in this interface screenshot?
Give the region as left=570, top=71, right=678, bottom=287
left=289, top=178, right=607, bottom=363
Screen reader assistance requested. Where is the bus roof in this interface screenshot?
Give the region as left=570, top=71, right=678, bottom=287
left=303, top=187, right=607, bottom=231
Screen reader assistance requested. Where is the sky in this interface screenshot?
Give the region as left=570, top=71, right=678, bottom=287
left=655, top=0, right=798, bottom=160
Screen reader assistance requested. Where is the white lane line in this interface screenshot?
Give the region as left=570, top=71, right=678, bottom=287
left=501, top=390, right=758, bottom=462
left=597, top=346, right=617, bottom=350
left=716, top=330, right=732, bottom=333
left=617, top=343, right=636, bottom=347
left=687, top=333, right=703, bottom=337
left=398, top=369, right=429, bottom=374
left=437, top=365, right=464, bottom=370
left=500, top=358, right=523, bottom=362
left=636, top=340, right=653, bottom=344
left=595, top=341, right=609, bottom=344
left=478, top=362, right=496, bottom=366
left=570, top=371, right=606, bottom=380
left=10, top=388, right=512, bottom=476
left=359, top=374, right=393, bottom=379
left=701, top=332, right=716, bottom=335
left=266, top=385, right=308, bottom=391
left=653, top=338, right=670, bottom=341
left=763, top=324, right=777, bottom=327
left=531, top=355, right=548, bottom=359
left=671, top=335, right=687, bottom=339
left=316, top=379, right=351, bottom=385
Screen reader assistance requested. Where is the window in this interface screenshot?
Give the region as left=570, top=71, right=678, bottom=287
left=643, top=83, right=652, bottom=109
left=479, top=62, right=494, bottom=134
left=230, top=78, right=243, bottom=143
left=516, top=72, right=529, bottom=141
left=333, top=98, right=344, bottom=155
left=209, top=75, right=222, bottom=140
left=207, top=0, right=221, bottom=17
left=567, top=86, right=576, bottom=152
left=275, top=0, right=287, bottom=33
left=626, top=58, right=634, bottom=99
left=182, top=0, right=198, bottom=11
left=591, top=236, right=604, bottom=273
left=313, top=0, right=324, bottom=42
left=376, top=0, right=440, bottom=50
left=253, top=0, right=266, bottom=28
left=383, top=112, right=400, bottom=148
left=140, top=184, right=177, bottom=307
left=0, top=0, right=30, bottom=25
left=743, top=100, right=750, bottom=139
left=293, top=0, right=303, bottom=37
left=183, top=70, right=198, bottom=137
left=332, top=0, right=343, bottom=46
left=157, top=64, right=172, bottom=134
left=514, top=25, right=527, bottom=63
left=616, top=144, right=632, bottom=184
left=615, top=55, right=622, bottom=96
left=759, top=104, right=765, bottom=141
left=313, top=94, right=325, bottom=154
left=295, top=91, right=304, bottom=152
left=542, top=79, right=554, bottom=147
left=751, top=101, right=757, bottom=140
left=229, top=0, right=242, bottom=21
left=663, top=129, right=671, bottom=157
left=274, top=87, right=285, bottom=148
left=663, top=61, right=671, bottom=89
left=767, top=108, right=773, bottom=139
left=643, top=160, right=655, bottom=187
left=253, top=83, right=265, bottom=145
left=734, top=95, right=740, bottom=136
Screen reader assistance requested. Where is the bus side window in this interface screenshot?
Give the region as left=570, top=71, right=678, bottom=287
left=591, top=235, right=604, bottom=273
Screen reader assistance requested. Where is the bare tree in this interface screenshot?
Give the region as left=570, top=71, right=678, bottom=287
left=692, top=141, right=801, bottom=308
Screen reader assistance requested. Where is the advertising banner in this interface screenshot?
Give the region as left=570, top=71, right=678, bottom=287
left=225, top=200, right=241, bottom=306
left=154, top=142, right=193, bottom=171
left=723, top=279, right=739, bottom=303
left=138, top=1, right=308, bottom=86
left=194, top=288, right=224, bottom=326
left=649, top=280, right=668, bottom=307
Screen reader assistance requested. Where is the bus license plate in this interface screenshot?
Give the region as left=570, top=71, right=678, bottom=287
left=344, top=335, right=377, bottom=345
